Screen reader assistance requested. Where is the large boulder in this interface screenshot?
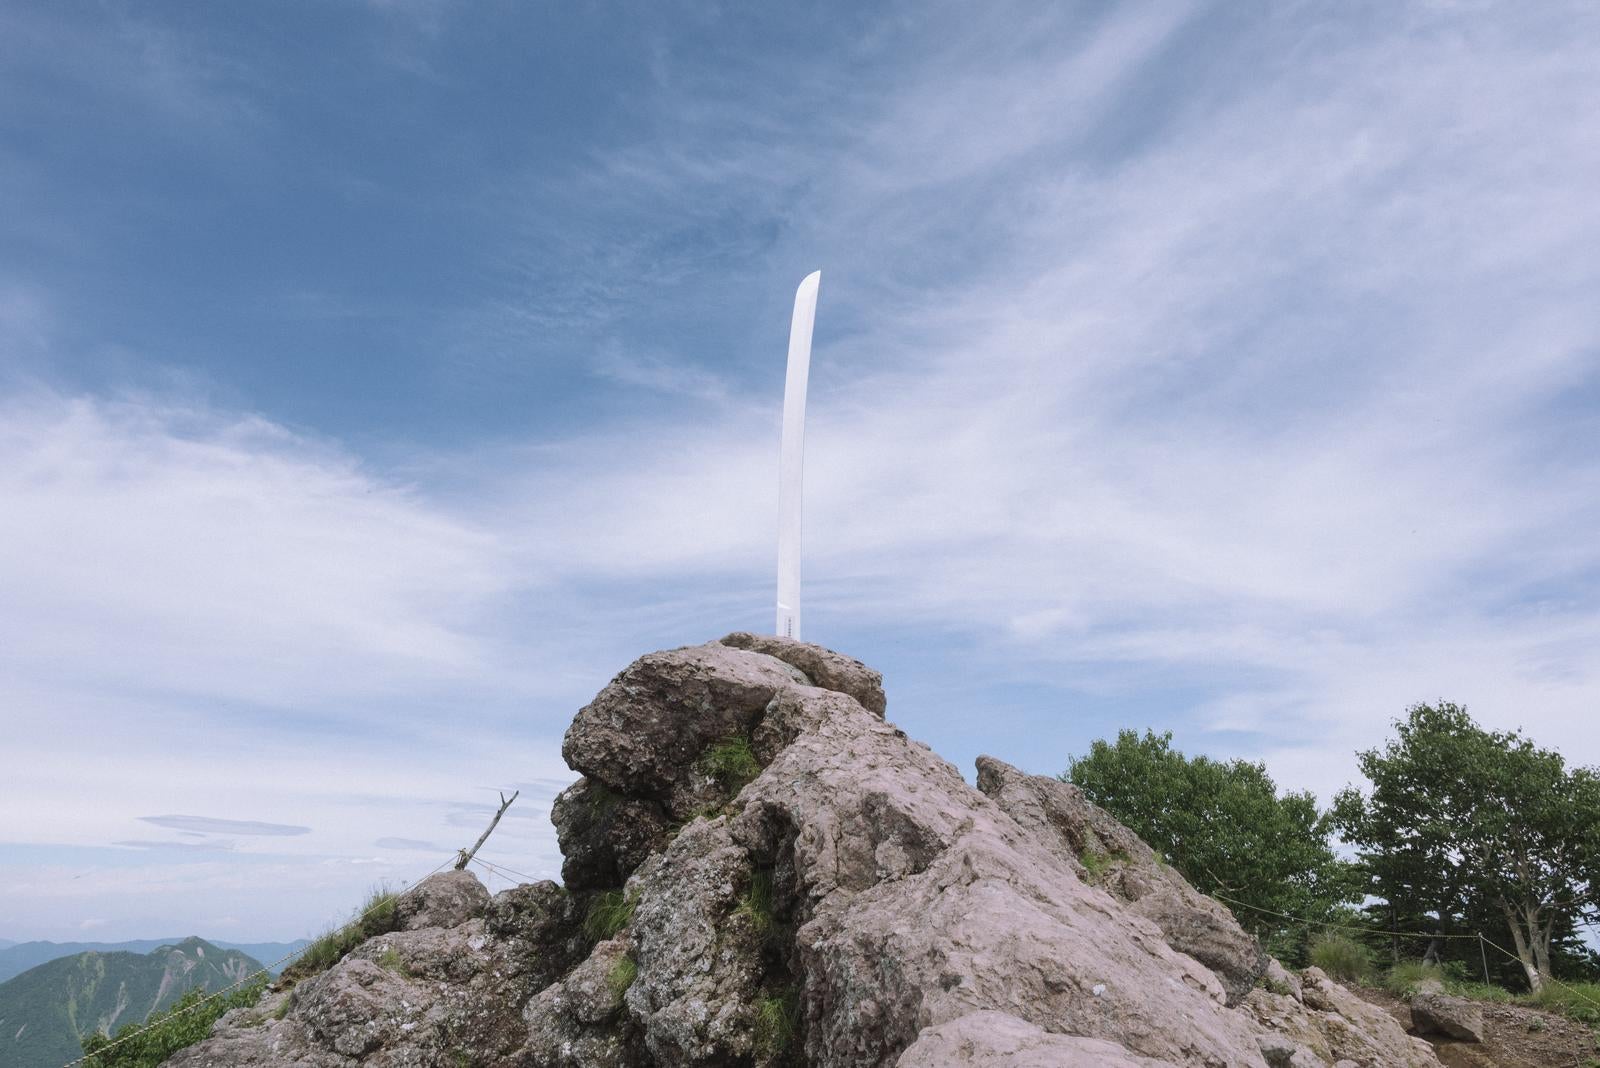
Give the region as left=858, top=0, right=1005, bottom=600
left=562, top=641, right=808, bottom=820
left=1410, top=990, right=1486, bottom=1042
left=394, top=869, right=488, bottom=930
left=168, top=636, right=1441, bottom=1068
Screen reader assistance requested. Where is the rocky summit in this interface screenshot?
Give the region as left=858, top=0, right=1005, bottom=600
left=169, top=635, right=1440, bottom=1067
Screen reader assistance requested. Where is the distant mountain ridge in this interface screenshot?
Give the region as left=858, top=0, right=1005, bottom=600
left=0, top=938, right=306, bottom=984
left=0, top=937, right=264, bottom=1068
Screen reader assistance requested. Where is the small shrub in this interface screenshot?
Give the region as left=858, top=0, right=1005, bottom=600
left=606, top=955, right=637, bottom=1004
left=81, top=979, right=267, bottom=1068
left=700, top=735, right=761, bottom=794
left=1308, top=933, right=1371, bottom=983
left=1381, top=960, right=1442, bottom=998
left=583, top=889, right=636, bottom=942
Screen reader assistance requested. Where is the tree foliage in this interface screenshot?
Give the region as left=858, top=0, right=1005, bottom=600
left=1066, top=729, right=1354, bottom=960
left=1331, top=702, right=1600, bottom=992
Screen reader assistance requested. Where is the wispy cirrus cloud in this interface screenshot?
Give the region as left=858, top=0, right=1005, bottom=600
left=4, top=2, right=1600, bottom=942
left=138, top=816, right=310, bottom=837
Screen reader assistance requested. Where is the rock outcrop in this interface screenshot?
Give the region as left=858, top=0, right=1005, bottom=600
left=170, top=635, right=1441, bottom=1067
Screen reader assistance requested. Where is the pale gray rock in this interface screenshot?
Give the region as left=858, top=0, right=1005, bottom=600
left=1245, top=969, right=1438, bottom=1068
left=1262, top=957, right=1304, bottom=1003
left=393, top=869, right=487, bottom=931
left=1409, top=990, right=1485, bottom=1042
left=562, top=642, right=807, bottom=819
left=897, top=1011, right=1175, bottom=1066
left=718, top=632, right=887, bottom=717
left=723, top=687, right=1265, bottom=1067
left=975, top=756, right=1266, bottom=1004
left=1257, top=1033, right=1326, bottom=1067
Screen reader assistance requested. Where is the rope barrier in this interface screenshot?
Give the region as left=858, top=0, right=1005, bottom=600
left=469, top=855, right=543, bottom=884
left=1210, top=891, right=1600, bottom=1015
left=62, top=855, right=455, bottom=1068
left=1210, top=892, right=1481, bottom=940
left=1475, top=933, right=1600, bottom=1014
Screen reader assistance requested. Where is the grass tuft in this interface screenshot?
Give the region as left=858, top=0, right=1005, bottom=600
left=737, top=868, right=778, bottom=945
left=1077, top=845, right=1127, bottom=881
left=583, top=889, right=636, bottom=942
left=586, top=780, right=622, bottom=818
left=606, top=955, right=637, bottom=1004
left=376, top=945, right=411, bottom=976
left=1308, top=933, right=1371, bottom=983
left=753, top=989, right=801, bottom=1059
left=1528, top=981, right=1600, bottom=1026
left=700, top=735, right=761, bottom=794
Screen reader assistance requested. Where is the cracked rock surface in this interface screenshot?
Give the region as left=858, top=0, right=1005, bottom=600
left=166, top=636, right=1439, bottom=1067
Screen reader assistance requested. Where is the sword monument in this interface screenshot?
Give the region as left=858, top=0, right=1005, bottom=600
left=776, top=270, right=820, bottom=640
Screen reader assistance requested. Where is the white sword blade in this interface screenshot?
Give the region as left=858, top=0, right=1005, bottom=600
left=777, top=270, right=820, bottom=640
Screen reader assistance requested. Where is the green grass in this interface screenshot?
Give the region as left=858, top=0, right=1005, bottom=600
left=1258, top=973, right=1294, bottom=997
left=1308, top=933, right=1372, bottom=983
left=753, top=989, right=801, bottom=1060
left=280, top=887, right=399, bottom=983
left=376, top=946, right=411, bottom=976
left=1077, top=845, right=1127, bottom=880
left=737, top=869, right=778, bottom=945
left=606, top=955, right=637, bottom=1004
left=1378, top=961, right=1510, bottom=1003
left=585, top=780, right=622, bottom=818
left=583, top=889, right=637, bottom=942
left=1528, top=981, right=1600, bottom=1026
left=80, top=979, right=267, bottom=1068
left=700, top=735, right=761, bottom=794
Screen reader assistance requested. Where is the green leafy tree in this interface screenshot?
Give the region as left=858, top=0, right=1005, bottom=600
left=1066, top=729, right=1355, bottom=959
left=1332, top=702, right=1600, bottom=992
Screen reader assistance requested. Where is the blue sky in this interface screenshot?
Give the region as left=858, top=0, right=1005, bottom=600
left=3, top=1, right=1599, bottom=942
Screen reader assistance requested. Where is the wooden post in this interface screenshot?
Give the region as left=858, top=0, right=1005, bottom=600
left=455, top=790, right=519, bottom=871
